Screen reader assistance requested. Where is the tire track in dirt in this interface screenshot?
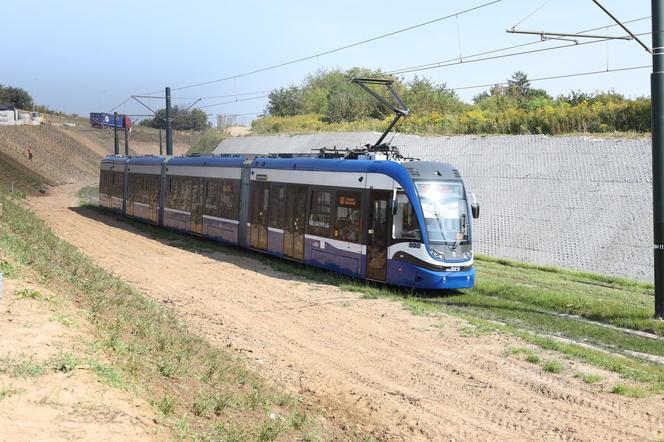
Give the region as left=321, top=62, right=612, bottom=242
left=30, top=184, right=664, bottom=441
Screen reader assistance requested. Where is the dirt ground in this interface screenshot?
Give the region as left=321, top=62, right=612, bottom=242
left=0, top=277, right=160, bottom=441
left=226, top=126, right=251, bottom=137
left=29, top=184, right=664, bottom=441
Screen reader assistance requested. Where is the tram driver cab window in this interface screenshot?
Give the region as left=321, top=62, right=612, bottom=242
left=393, top=191, right=421, bottom=241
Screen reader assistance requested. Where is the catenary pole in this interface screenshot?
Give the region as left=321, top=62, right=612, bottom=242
left=113, top=111, right=119, bottom=155
left=124, top=124, right=129, bottom=156
left=165, top=87, right=173, bottom=156
left=653, top=0, right=664, bottom=318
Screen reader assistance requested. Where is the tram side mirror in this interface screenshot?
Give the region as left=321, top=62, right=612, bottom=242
left=470, top=193, right=480, bottom=219
left=471, top=203, right=480, bottom=219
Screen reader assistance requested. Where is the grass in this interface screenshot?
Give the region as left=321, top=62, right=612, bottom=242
left=526, top=354, right=541, bottom=364
left=611, top=383, right=648, bottom=398
left=575, top=372, right=604, bottom=384
left=0, top=192, right=326, bottom=439
left=14, top=287, right=49, bottom=301
left=0, top=355, right=46, bottom=378
left=542, top=360, right=566, bottom=374
left=0, top=260, right=19, bottom=278
left=88, top=357, right=124, bottom=386
left=49, top=352, right=79, bottom=373
left=76, top=185, right=99, bottom=206
left=186, top=128, right=227, bottom=155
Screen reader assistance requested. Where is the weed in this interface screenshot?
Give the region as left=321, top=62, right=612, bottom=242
left=14, top=287, right=48, bottom=301
left=88, top=358, right=124, bottom=386
left=174, top=414, right=191, bottom=441
left=155, top=394, right=176, bottom=416
left=289, top=412, right=307, bottom=430
left=49, top=352, right=79, bottom=373
left=0, top=385, right=22, bottom=400
left=575, top=372, right=604, bottom=384
left=611, top=383, right=647, bottom=398
left=503, top=346, right=540, bottom=363
left=526, top=354, right=541, bottom=364
left=256, top=416, right=284, bottom=442
left=0, top=355, right=45, bottom=378
left=0, top=261, right=18, bottom=278
left=52, top=312, right=78, bottom=328
left=203, top=422, right=247, bottom=442
left=543, top=360, right=566, bottom=374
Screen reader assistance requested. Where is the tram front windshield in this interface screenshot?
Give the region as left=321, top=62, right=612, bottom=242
left=416, top=181, right=468, bottom=245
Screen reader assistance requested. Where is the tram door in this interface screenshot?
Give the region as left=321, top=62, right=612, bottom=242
left=250, top=182, right=270, bottom=250
left=284, top=185, right=307, bottom=260
left=190, top=178, right=205, bottom=234
left=366, top=190, right=391, bottom=281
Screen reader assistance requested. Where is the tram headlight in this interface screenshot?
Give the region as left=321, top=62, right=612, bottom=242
left=430, top=249, right=444, bottom=260
left=464, top=251, right=472, bottom=260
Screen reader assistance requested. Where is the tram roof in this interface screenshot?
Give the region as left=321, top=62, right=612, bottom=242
left=167, top=156, right=246, bottom=167
left=251, top=157, right=462, bottom=181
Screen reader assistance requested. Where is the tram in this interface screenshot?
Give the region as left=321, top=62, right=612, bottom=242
left=98, top=79, right=480, bottom=289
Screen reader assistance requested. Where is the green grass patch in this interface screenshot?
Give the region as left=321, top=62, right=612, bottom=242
left=526, top=354, right=541, bottom=364
left=51, top=312, right=78, bottom=328
left=0, top=192, right=324, bottom=439
left=14, top=287, right=49, bottom=301
left=542, top=360, right=566, bottom=374
left=88, top=357, right=124, bottom=386
left=575, top=372, right=604, bottom=384
left=49, top=351, right=79, bottom=373
left=154, top=394, right=177, bottom=416
left=611, top=383, right=647, bottom=398
left=0, top=355, right=45, bottom=378
left=0, top=260, right=19, bottom=278
left=76, top=185, right=99, bottom=206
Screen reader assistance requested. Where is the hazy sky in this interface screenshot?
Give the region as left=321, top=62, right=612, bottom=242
left=0, top=0, right=653, bottom=123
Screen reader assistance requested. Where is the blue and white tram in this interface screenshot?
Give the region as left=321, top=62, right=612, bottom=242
left=99, top=153, right=480, bottom=290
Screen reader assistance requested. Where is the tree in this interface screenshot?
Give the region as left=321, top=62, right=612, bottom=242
left=267, top=87, right=303, bottom=116
left=507, top=71, right=531, bottom=98
left=140, top=106, right=210, bottom=131
left=0, top=84, right=33, bottom=109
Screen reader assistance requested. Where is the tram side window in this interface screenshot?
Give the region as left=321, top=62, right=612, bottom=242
left=147, top=175, right=160, bottom=204
left=220, top=180, right=237, bottom=219
left=204, top=179, right=220, bottom=217
left=100, top=170, right=111, bottom=195
left=112, top=171, right=124, bottom=196
left=135, top=174, right=148, bottom=203
left=308, top=190, right=332, bottom=237
left=334, top=191, right=361, bottom=243
left=166, top=176, right=188, bottom=211
left=393, top=191, right=422, bottom=241
left=269, top=184, right=285, bottom=230
left=129, top=174, right=141, bottom=202
left=205, top=179, right=238, bottom=220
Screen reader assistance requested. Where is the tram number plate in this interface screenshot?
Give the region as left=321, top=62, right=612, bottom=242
left=447, top=266, right=461, bottom=272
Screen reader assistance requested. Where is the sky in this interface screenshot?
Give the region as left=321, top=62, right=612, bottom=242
left=0, top=0, right=654, bottom=124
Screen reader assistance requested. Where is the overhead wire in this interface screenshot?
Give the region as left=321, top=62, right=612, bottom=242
left=136, top=0, right=503, bottom=94
left=197, top=95, right=270, bottom=109
left=386, top=30, right=654, bottom=76
left=386, top=15, right=651, bottom=75
left=448, top=64, right=651, bottom=92
left=510, top=0, right=553, bottom=30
